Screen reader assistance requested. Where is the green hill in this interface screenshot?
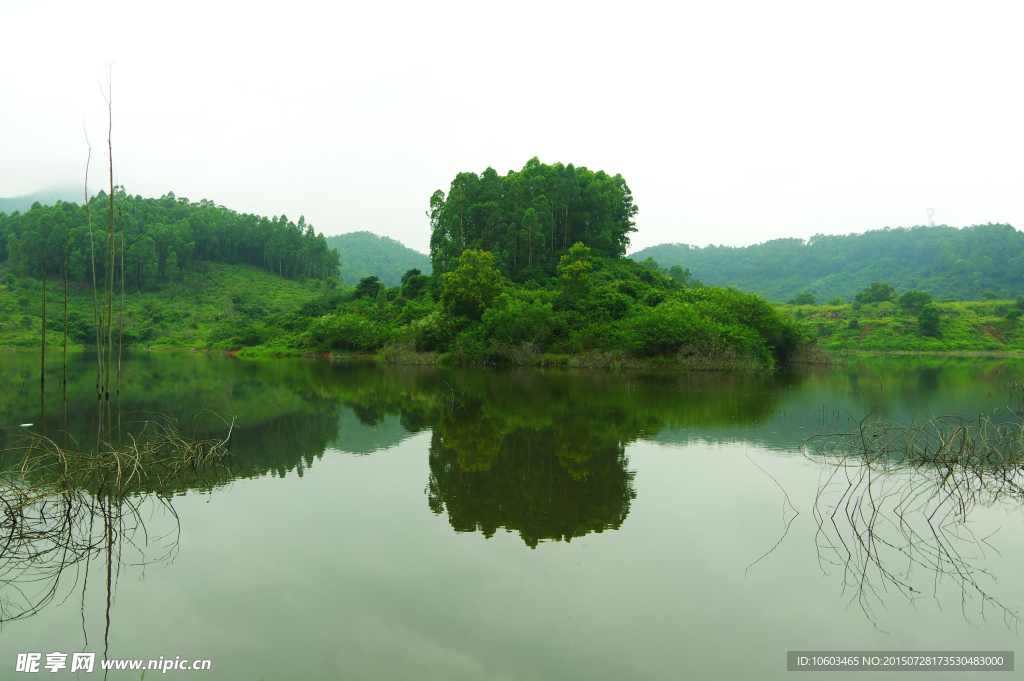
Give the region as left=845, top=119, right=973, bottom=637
left=0, top=189, right=340, bottom=288
left=325, top=232, right=430, bottom=287
left=632, top=223, right=1024, bottom=303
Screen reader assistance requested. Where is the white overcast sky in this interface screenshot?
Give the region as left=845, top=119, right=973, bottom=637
left=2, top=0, right=1022, bottom=254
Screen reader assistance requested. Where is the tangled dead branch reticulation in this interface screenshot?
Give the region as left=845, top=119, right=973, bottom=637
left=0, top=414, right=236, bottom=627
left=804, top=399, right=1024, bottom=633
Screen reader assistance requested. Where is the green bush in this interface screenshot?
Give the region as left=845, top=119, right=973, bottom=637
left=898, top=289, right=932, bottom=311
left=306, top=313, right=382, bottom=350
left=855, top=282, right=897, bottom=304
left=787, top=291, right=815, bottom=305
left=918, top=303, right=941, bottom=337
left=482, top=294, right=554, bottom=345
left=410, top=310, right=457, bottom=351
left=588, top=287, right=633, bottom=322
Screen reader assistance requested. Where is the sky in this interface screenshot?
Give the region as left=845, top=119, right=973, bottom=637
left=2, top=0, right=1022, bottom=255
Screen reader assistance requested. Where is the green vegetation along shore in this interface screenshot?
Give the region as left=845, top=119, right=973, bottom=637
left=21, top=159, right=1024, bottom=363
left=0, top=262, right=325, bottom=348
left=0, top=159, right=806, bottom=371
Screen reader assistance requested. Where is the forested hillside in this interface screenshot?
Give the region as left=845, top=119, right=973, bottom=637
left=0, top=189, right=340, bottom=290
left=428, top=157, right=637, bottom=282
left=632, top=223, right=1024, bottom=303
left=324, top=232, right=430, bottom=287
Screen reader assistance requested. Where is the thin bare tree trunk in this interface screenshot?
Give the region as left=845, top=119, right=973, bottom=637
left=116, top=202, right=125, bottom=448
left=40, top=223, right=46, bottom=439
left=84, top=133, right=103, bottom=450
left=104, top=71, right=115, bottom=439
left=63, top=230, right=68, bottom=450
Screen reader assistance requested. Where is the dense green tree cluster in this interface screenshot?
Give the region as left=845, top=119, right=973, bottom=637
left=855, top=281, right=897, bottom=304
left=0, top=189, right=340, bottom=290
left=633, top=223, right=1024, bottom=303
left=248, top=245, right=806, bottom=369
left=428, top=157, right=637, bottom=283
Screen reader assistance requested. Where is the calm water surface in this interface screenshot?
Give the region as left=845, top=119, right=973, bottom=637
left=1, top=352, right=1022, bottom=679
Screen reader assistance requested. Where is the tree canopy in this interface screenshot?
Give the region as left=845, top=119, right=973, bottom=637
left=428, top=158, right=637, bottom=283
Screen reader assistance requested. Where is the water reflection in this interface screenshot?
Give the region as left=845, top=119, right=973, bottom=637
left=808, top=410, right=1024, bottom=631
left=428, top=403, right=636, bottom=548
left=2, top=351, right=1024, bottom=638
left=0, top=410, right=237, bottom=655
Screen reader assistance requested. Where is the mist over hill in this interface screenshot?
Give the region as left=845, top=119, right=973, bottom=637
left=325, top=231, right=430, bottom=287
left=631, top=224, right=1024, bottom=303
left=0, top=186, right=84, bottom=214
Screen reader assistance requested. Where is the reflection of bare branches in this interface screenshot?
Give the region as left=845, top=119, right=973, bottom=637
left=745, top=452, right=799, bottom=576
left=0, top=415, right=236, bottom=627
left=432, top=382, right=465, bottom=418
left=805, top=412, right=1024, bottom=632
left=2, top=413, right=235, bottom=498
left=0, top=490, right=173, bottom=625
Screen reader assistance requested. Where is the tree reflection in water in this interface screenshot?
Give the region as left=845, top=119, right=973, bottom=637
left=427, top=402, right=636, bottom=548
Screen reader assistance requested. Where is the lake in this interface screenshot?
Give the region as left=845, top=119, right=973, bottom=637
left=1, top=352, right=1021, bottom=679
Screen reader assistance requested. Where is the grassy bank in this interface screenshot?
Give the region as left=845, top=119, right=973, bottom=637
left=0, top=263, right=324, bottom=349
left=785, top=298, right=1024, bottom=353
left=2, top=251, right=807, bottom=372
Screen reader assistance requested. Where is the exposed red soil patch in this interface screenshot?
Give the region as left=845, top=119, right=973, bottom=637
left=859, top=323, right=871, bottom=342
left=982, top=324, right=1006, bottom=344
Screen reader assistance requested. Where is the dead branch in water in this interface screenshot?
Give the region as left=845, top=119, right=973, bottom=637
left=804, top=410, right=1024, bottom=631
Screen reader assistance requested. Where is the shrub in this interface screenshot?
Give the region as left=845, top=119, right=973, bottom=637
left=898, top=289, right=932, bottom=311
left=918, top=303, right=941, bottom=337
left=401, top=274, right=429, bottom=299
left=875, top=302, right=896, bottom=317
left=441, top=250, right=504, bottom=321
left=826, top=296, right=844, bottom=306
left=481, top=293, right=553, bottom=345
left=410, top=310, right=457, bottom=351
left=306, top=313, right=382, bottom=350
left=981, top=290, right=998, bottom=301
left=354, top=276, right=382, bottom=300
left=788, top=291, right=816, bottom=305
left=855, top=282, right=897, bottom=304
left=587, top=287, right=633, bottom=322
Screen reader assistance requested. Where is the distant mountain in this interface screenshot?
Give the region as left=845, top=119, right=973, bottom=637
left=325, top=231, right=431, bottom=288
left=631, top=223, right=1024, bottom=303
left=0, top=186, right=84, bottom=214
